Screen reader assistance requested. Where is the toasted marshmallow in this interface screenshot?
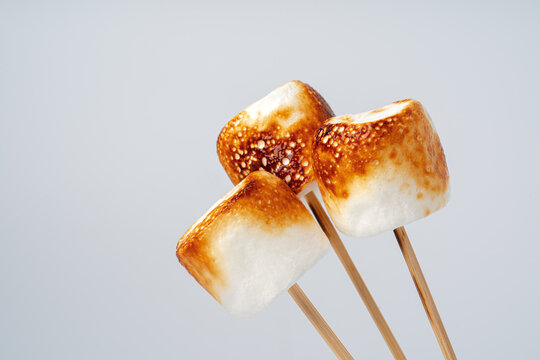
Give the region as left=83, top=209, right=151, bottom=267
left=217, top=80, right=334, bottom=194
left=176, top=171, right=329, bottom=317
left=312, top=99, right=450, bottom=237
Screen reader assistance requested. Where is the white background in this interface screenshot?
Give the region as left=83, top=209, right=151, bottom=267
left=1, top=0, right=539, bottom=359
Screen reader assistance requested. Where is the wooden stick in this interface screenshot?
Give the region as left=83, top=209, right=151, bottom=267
left=304, top=192, right=406, bottom=360
left=393, top=226, right=456, bottom=360
left=288, top=283, right=354, bottom=360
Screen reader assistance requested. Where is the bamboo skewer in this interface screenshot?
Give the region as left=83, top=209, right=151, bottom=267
left=393, top=226, right=456, bottom=360
left=304, top=191, right=406, bottom=360
left=288, top=283, right=354, bottom=360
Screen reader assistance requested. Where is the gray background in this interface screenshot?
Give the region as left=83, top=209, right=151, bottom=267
left=1, top=0, right=539, bottom=359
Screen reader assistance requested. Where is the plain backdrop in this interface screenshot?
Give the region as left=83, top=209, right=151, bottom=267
left=1, top=0, right=539, bottom=359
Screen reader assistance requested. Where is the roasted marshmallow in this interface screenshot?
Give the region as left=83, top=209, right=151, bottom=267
left=312, top=99, right=450, bottom=237
left=217, top=80, right=334, bottom=195
left=176, top=171, right=329, bottom=317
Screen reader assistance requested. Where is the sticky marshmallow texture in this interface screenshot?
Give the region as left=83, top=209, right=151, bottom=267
left=312, top=99, right=450, bottom=237
left=176, top=171, right=329, bottom=317
left=217, top=80, right=334, bottom=194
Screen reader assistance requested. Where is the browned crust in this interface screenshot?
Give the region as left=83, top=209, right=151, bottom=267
left=176, top=171, right=313, bottom=301
left=312, top=99, right=449, bottom=199
left=216, top=81, right=334, bottom=194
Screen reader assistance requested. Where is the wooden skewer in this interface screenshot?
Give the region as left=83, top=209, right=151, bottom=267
left=393, top=226, right=456, bottom=360
left=288, top=283, right=354, bottom=360
left=304, top=192, right=406, bottom=360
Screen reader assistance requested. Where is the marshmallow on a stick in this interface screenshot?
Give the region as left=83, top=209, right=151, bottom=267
left=215, top=83, right=408, bottom=359
left=312, top=99, right=450, bottom=237
left=176, top=171, right=329, bottom=317
left=217, top=80, right=334, bottom=194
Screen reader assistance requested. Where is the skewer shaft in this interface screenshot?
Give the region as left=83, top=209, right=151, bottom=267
left=288, top=283, right=354, bottom=360
left=393, top=226, right=456, bottom=360
left=305, top=192, right=406, bottom=360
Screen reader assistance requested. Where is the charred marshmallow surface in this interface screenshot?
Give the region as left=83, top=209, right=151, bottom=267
left=312, top=99, right=450, bottom=237
left=217, top=80, right=334, bottom=194
left=176, top=171, right=329, bottom=317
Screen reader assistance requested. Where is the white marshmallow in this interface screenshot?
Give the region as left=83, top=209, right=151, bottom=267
left=312, top=99, right=450, bottom=237
left=176, top=171, right=329, bottom=317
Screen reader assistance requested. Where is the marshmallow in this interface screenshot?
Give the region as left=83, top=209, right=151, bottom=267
left=312, top=99, right=450, bottom=237
left=217, top=80, right=334, bottom=194
left=176, top=171, right=329, bottom=317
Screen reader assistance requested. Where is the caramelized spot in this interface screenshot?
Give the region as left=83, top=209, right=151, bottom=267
left=312, top=99, right=449, bottom=199
left=177, top=231, right=223, bottom=301
left=272, top=107, right=292, bottom=122
left=217, top=81, right=334, bottom=194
